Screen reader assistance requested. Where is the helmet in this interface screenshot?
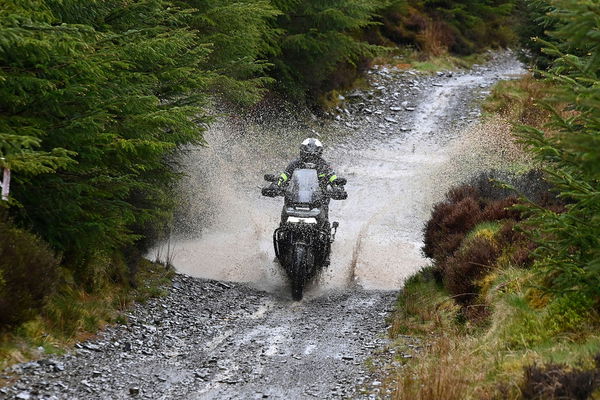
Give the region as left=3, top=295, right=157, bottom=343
left=299, top=138, right=323, bottom=161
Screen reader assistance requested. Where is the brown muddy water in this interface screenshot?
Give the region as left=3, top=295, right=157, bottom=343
left=152, top=51, right=527, bottom=296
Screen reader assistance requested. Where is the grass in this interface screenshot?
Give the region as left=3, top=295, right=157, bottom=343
left=482, top=75, right=554, bottom=127
left=385, top=266, right=600, bottom=399
left=372, top=47, right=491, bottom=74
left=0, top=259, right=174, bottom=370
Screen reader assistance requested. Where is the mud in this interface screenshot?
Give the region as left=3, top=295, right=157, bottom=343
left=1, top=51, right=526, bottom=400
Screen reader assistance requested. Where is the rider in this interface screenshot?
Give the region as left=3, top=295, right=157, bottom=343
left=276, top=138, right=340, bottom=227
left=277, top=138, right=339, bottom=189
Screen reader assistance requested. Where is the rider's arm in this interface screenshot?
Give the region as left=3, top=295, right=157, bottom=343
left=278, top=160, right=299, bottom=186
left=317, top=160, right=338, bottom=185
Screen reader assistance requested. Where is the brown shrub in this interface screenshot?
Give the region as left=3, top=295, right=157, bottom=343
left=497, top=221, right=537, bottom=267
left=0, top=218, right=60, bottom=328
left=417, top=20, right=452, bottom=56
left=446, top=185, right=479, bottom=204
left=379, top=6, right=427, bottom=46
left=423, top=186, right=483, bottom=262
left=521, top=358, right=600, bottom=400
left=444, top=236, right=500, bottom=305
left=480, top=197, right=521, bottom=222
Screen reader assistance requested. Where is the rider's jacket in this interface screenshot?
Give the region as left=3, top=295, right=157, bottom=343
left=278, top=157, right=338, bottom=187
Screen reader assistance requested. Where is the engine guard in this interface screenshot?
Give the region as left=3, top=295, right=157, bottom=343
left=273, top=226, right=330, bottom=261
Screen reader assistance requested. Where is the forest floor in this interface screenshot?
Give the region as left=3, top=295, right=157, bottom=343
left=1, top=50, right=525, bottom=400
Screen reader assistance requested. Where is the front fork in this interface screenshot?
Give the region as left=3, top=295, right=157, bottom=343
left=273, top=227, right=285, bottom=260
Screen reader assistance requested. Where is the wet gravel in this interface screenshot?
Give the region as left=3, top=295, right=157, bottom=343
left=1, top=276, right=396, bottom=399
left=1, top=50, right=525, bottom=400
left=329, top=49, right=523, bottom=145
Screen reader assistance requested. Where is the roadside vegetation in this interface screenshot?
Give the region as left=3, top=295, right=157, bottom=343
left=388, top=1, right=600, bottom=398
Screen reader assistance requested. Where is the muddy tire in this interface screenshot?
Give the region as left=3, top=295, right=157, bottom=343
left=291, top=244, right=307, bottom=301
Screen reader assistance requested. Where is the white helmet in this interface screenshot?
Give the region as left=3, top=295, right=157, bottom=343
left=300, top=138, right=323, bottom=160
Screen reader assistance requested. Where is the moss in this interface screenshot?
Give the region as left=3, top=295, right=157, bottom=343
left=463, top=221, right=502, bottom=245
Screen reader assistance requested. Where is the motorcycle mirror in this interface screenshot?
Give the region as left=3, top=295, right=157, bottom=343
left=336, top=177, right=347, bottom=185
left=264, top=174, right=277, bottom=182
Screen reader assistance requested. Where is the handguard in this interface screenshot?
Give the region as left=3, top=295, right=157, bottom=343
left=330, top=188, right=347, bottom=200
left=261, top=185, right=281, bottom=197
left=329, top=177, right=348, bottom=200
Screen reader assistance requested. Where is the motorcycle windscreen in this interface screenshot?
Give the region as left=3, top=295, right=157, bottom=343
left=286, top=169, right=321, bottom=204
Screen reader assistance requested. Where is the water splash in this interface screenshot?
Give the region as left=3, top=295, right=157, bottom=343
left=150, top=52, right=528, bottom=295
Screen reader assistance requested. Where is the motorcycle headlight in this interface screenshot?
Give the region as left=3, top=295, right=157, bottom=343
left=287, top=217, right=318, bottom=224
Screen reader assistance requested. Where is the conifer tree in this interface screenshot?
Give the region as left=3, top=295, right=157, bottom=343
left=516, top=0, right=559, bottom=71
left=177, top=0, right=281, bottom=105
left=270, top=0, right=386, bottom=100
left=517, top=0, right=600, bottom=302
left=416, top=0, right=516, bottom=54
left=1, top=0, right=210, bottom=265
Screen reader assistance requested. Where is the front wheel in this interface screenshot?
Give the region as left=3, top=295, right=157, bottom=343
left=291, top=244, right=307, bottom=301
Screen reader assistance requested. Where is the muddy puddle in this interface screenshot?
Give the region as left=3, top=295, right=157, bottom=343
left=151, top=51, right=526, bottom=295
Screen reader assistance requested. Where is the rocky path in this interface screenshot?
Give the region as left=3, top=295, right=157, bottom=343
left=2, top=277, right=396, bottom=399
left=1, top=51, right=524, bottom=400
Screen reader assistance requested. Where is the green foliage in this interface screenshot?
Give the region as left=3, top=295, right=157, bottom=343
left=544, top=292, right=596, bottom=336
left=1, top=1, right=210, bottom=265
left=516, top=0, right=600, bottom=304
left=418, top=0, right=516, bottom=54
left=0, top=216, right=60, bottom=327
left=499, top=293, right=549, bottom=348
left=177, top=0, right=281, bottom=105
left=0, top=134, right=73, bottom=176
left=515, top=0, right=558, bottom=71
left=492, top=287, right=598, bottom=350
left=270, top=0, right=386, bottom=100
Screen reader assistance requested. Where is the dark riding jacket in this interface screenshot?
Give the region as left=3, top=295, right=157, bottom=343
left=278, top=157, right=338, bottom=187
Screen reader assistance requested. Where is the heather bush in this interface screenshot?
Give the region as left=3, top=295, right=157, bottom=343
left=444, top=235, right=500, bottom=306
left=497, top=220, right=536, bottom=267
left=424, top=170, right=554, bottom=266
left=521, top=357, right=600, bottom=400
left=422, top=186, right=482, bottom=262
left=422, top=171, right=554, bottom=314
left=0, top=218, right=60, bottom=327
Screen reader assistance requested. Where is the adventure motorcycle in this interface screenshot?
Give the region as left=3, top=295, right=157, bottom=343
left=262, top=169, right=347, bottom=300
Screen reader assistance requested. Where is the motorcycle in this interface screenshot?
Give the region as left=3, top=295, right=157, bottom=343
left=261, top=168, right=347, bottom=300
